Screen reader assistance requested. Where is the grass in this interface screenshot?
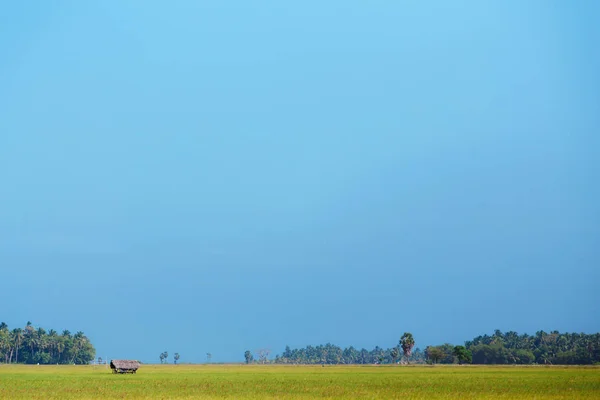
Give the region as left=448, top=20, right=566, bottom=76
left=0, top=364, right=598, bottom=399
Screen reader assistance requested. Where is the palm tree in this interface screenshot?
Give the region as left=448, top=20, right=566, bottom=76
left=400, top=332, right=415, bottom=363
left=491, top=329, right=504, bottom=345
left=57, top=339, right=66, bottom=364
left=0, top=328, right=11, bottom=363
left=160, top=351, right=169, bottom=364
left=6, top=330, right=16, bottom=363
left=21, top=323, right=36, bottom=362
left=46, top=330, right=57, bottom=362
left=13, top=328, right=23, bottom=363
left=504, top=331, right=519, bottom=349
left=69, top=332, right=87, bottom=364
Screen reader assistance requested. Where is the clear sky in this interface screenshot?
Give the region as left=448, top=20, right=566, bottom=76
left=1, top=0, right=598, bottom=363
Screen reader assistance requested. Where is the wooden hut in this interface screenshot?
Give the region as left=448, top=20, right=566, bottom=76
left=110, top=360, right=140, bottom=374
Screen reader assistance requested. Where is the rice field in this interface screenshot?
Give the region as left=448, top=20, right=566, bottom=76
left=0, top=364, right=598, bottom=399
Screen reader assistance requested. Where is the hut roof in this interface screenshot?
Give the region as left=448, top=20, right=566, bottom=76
left=110, top=360, right=140, bottom=370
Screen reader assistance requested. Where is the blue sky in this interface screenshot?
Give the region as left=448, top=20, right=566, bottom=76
left=1, top=0, right=598, bottom=363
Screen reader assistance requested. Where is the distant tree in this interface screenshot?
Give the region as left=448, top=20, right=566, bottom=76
left=410, top=347, right=426, bottom=364
left=56, top=339, right=66, bottom=363
left=511, top=349, right=535, bottom=364
left=390, top=347, right=399, bottom=364
left=400, top=333, right=415, bottom=363
left=24, top=323, right=35, bottom=361
left=492, top=329, right=504, bottom=345
left=0, top=328, right=11, bottom=363
left=435, top=343, right=457, bottom=364
left=453, top=346, right=472, bottom=364
left=425, top=346, right=445, bottom=364
left=244, top=350, right=254, bottom=364
left=257, top=349, right=270, bottom=364
left=470, top=344, right=508, bottom=364
left=159, top=351, right=169, bottom=364
left=13, top=329, right=23, bottom=363
left=206, top=353, right=212, bottom=363
left=282, top=346, right=292, bottom=359
left=174, top=353, right=180, bottom=364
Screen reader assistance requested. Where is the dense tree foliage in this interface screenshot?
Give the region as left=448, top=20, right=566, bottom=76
left=452, top=345, right=472, bottom=365
left=465, top=330, right=600, bottom=365
left=0, top=322, right=95, bottom=364
left=424, top=343, right=459, bottom=364
left=424, top=346, right=446, bottom=363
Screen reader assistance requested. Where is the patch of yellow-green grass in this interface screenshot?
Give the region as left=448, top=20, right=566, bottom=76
left=0, top=364, right=598, bottom=399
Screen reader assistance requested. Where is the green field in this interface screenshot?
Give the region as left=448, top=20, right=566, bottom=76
left=0, top=364, right=598, bottom=399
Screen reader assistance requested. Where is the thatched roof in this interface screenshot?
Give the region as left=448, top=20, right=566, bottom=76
left=110, top=360, right=140, bottom=370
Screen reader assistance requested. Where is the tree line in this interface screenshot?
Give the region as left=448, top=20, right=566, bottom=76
left=246, top=330, right=600, bottom=365
left=464, top=330, right=600, bottom=365
left=0, top=321, right=95, bottom=364
left=245, top=333, right=421, bottom=365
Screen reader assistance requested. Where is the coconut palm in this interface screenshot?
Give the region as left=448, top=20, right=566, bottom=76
left=13, top=329, right=23, bottom=363
left=0, top=329, right=11, bottom=363
left=56, top=339, right=66, bottom=363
